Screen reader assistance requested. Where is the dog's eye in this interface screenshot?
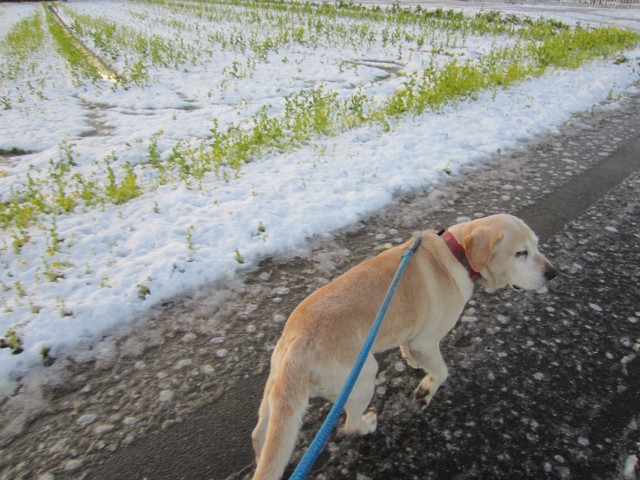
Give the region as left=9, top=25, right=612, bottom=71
left=515, top=250, right=529, bottom=258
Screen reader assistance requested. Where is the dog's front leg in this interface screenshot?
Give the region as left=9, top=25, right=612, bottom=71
left=403, top=343, right=448, bottom=409
left=343, top=354, right=378, bottom=436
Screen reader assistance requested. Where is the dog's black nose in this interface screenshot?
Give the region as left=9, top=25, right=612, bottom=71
left=545, top=267, right=558, bottom=281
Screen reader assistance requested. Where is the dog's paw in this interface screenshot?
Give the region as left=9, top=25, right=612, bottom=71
left=411, top=385, right=431, bottom=409
left=361, top=411, right=377, bottom=435
left=345, top=411, right=377, bottom=436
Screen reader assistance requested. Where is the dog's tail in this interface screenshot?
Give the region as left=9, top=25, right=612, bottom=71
left=252, top=337, right=310, bottom=480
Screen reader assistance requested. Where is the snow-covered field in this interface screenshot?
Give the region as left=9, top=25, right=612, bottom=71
left=0, top=0, right=638, bottom=395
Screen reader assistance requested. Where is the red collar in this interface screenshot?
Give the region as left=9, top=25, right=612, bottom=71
left=439, top=230, right=481, bottom=280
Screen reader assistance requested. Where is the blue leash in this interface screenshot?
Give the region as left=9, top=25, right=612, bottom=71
left=289, top=234, right=422, bottom=480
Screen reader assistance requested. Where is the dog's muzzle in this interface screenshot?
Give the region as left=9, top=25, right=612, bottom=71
left=511, top=265, right=558, bottom=291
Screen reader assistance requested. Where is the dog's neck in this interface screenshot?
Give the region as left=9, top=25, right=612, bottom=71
left=438, top=230, right=481, bottom=280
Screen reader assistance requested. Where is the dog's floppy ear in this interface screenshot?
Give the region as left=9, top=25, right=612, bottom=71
left=463, top=227, right=503, bottom=273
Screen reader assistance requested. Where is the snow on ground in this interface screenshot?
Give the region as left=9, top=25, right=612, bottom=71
left=364, top=0, right=640, bottom=31
left=0, top=0, right=639, bottom=395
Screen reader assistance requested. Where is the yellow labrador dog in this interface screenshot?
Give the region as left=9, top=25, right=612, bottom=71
left=252, top=214, right=557, bottom=479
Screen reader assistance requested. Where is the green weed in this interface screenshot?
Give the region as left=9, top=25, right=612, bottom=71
left=0, top=328, right=23, bottom=355
left=186, top=225, right=195, bottom=257
left=105, top=161, right=142, bottom=205
left=137, top=283, right=151, bottom=299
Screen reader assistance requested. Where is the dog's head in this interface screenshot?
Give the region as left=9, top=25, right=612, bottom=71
left=450, top=214, right=557, bottom=291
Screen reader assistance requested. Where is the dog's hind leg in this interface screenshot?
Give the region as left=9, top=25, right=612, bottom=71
left=343, top=354, right=378, bottom=435
left=404, top=343, right=448, bottom=408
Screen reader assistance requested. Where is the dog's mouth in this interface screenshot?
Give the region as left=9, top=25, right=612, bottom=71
left=510, top=283, right=551, bottom=293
